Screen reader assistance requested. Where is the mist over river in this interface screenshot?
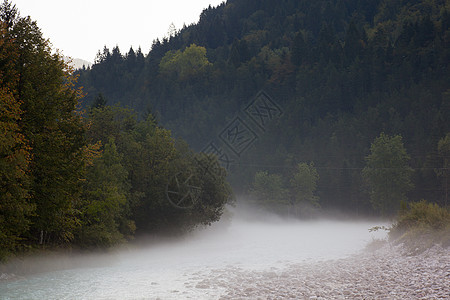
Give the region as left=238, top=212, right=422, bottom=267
left=0, top=208, right=400, bottom=299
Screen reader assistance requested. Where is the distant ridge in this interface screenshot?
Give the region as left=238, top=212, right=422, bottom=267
left=64, top=56, right=92, bottom=69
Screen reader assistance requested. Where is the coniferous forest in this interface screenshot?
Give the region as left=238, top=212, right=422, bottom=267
left=1, top=0, right=449, bottom=260
left=77, top=0, right=449, bottom=214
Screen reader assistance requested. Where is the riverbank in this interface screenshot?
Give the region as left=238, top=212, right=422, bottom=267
left=1, top=219, right=448, bottom=299
left=2, top=243, right=448, bottom=299
left=190, top=243, right=450, bottom=299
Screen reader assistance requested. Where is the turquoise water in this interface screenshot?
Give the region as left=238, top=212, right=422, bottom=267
left=0, top=216, right=387, bottom=299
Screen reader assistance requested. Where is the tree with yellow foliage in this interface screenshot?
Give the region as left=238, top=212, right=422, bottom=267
left=159, top=44, right=211, bottom=81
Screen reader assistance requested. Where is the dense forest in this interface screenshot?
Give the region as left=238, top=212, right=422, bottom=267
left=76, top=0, right=449, bottom=215
left=0, top=1, right=231, bottom=261
left=1, top=0, right=450, bottom=261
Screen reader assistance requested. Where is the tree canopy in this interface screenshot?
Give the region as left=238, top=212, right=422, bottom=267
left=0, top=1, right=232, bottom=260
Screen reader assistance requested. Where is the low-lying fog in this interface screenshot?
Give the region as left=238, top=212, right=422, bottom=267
left=0, top=205, right=387, bottom=299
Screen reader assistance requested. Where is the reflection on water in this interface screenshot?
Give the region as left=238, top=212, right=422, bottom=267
left=0, top=213, right=386, bottom=299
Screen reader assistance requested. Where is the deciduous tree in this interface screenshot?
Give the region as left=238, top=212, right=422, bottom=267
left=251, top=171, right=289, bottom=208
left=159, top=44, right=211, bottom=81
left=76, top=138, right=132, bottom=248
left=2, top=5, right=86, bottom=245
left=290, top=162, right=319, bottom=215
left=362, top=133, right=414, bottom=215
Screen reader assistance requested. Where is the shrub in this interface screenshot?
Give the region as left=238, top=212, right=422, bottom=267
left=389, top=200, right=450, bottom=252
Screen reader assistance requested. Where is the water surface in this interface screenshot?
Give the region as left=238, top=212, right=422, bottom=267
left=0, top=213, right=386, bottom=299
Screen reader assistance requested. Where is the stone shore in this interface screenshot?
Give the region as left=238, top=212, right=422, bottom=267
left=191, top=244, right=449, bottom=299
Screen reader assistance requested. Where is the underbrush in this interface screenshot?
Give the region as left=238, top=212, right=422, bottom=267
left=389, top=200, right=450, bottom=253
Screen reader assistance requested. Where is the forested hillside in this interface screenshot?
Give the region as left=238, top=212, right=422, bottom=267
left=77, top=0, right=449, bottom=215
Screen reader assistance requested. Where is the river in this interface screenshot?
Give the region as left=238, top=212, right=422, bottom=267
left=0, top=210, right=387, bottom=299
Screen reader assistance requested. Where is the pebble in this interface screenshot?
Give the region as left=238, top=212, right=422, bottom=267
left=195, top=244, right=450, bottom=299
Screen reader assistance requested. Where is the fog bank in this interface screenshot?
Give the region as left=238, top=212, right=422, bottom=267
left=0, top=205, right=389, bottom=299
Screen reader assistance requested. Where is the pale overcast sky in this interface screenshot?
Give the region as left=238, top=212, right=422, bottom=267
left=12, top=0, right=225, bottom=62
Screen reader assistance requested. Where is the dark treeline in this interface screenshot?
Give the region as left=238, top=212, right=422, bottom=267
left=0, top=1, right=231, bottom=261
left=76, top=0, right=449, bottom=216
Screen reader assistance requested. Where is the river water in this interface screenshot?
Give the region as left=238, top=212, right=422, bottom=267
left=0, top=211, right=386, bottom=299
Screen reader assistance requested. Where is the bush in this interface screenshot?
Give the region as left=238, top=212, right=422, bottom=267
left=389, top=200, right=450, bottom=252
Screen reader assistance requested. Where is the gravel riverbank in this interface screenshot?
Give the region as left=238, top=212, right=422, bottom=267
left=1, top=224, right=448, bottom=299
left=189, top=244, right=449, bottom=299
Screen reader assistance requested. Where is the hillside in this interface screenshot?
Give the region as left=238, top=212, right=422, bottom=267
left=76, top=0, right=450, bottom=215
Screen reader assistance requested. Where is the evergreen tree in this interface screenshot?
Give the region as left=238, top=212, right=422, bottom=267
left=343, top=21, right=363, bottom=65
left=291, top=31, right=307, bottom=66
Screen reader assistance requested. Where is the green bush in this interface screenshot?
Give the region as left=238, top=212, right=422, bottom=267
left=389, top=200, right=450, bottom=252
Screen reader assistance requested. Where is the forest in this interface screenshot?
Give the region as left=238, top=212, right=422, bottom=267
left=1, top=0, right=449, bottom=260
left=76, top=0, right=449, bottom=216
left=0, top=1, right=230, bottom=260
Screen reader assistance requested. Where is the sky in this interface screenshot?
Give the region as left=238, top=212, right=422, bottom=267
left=13, top=0, right=225, bottom=62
